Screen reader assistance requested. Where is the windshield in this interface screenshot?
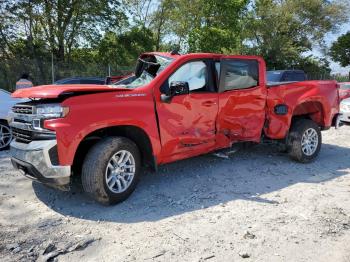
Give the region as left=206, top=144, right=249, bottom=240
left=114, top=55, right=173, bottom=89
left=340, top=83, right=350, bottom=90
left=267, top=71, right=283, bottom=82
left=124, top=71, right=154, bottom=88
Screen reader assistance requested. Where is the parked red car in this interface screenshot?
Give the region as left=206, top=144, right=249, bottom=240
left=9, top=52, right=341, bottom=205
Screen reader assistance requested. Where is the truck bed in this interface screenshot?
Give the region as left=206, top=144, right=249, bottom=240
left=267, top=81, right=299, bottom=87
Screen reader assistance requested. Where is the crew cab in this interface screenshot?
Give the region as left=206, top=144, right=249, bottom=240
left=9, top=52, right=341, bottom=205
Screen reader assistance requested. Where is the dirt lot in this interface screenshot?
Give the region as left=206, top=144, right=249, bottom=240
left=1, top=127, right=350, bottom=262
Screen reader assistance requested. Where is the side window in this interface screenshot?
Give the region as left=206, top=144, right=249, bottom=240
left=222, top=60, right=259, bottom=91
left=169, top=61, right=207, bottom=92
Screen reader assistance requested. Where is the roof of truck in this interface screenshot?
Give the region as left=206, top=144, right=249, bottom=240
left=267, top=70, right=306, bottom=73
left=145, top=52, right=264, bottom=61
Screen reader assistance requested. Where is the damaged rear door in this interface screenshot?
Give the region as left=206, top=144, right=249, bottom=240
left=216, top=56, right=267, bottom=147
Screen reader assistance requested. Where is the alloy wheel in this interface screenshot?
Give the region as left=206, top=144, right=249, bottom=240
left=0, top=124, right=12, bottom=150
left=301, top=128, right=318, bottom=156
left=105, top=150, right=136, bottom=193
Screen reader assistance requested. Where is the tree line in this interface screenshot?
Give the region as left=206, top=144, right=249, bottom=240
left=0, top=0, right=349, bottom=90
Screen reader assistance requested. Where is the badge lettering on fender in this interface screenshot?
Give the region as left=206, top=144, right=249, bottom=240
left=115, top=94, right=147, bottom=98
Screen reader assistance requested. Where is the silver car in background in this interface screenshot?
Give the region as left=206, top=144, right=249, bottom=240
left=340, top=97, right=350, bottom=124
left=0, top=89, right=21, bottom=150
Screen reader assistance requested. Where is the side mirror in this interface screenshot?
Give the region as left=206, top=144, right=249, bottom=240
left=161, top=81, right=189, bottom=103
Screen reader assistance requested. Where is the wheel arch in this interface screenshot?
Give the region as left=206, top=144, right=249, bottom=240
left=291, top=100, right=326, bottom=128
left=264, top=97, right=331, bottom=140
left=72, top=125, right=156, bottom=176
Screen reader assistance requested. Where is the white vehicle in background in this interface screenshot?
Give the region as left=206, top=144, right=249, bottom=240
left=340, top=97, right=350, bottom=124
left=0, top=89, right=20, bottom=150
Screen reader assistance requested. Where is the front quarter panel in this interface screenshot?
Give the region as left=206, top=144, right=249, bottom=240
left=44, top=87, right=161, bottom=166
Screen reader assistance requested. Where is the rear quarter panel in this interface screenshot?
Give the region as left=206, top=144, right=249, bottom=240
left=265, top=80, right=339, bottom=139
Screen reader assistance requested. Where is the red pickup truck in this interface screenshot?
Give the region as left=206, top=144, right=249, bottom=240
left=10, top=52, right=341, bottom=205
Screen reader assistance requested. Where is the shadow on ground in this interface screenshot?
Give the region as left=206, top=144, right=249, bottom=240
left=33, top=143, right=350, bottom=223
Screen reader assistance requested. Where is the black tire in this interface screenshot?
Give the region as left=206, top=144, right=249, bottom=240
left=277, top=143, right=288, bottom=153
left=81, top=137, right=141, bottom=205
left=288, top=119, right=322, bottom=163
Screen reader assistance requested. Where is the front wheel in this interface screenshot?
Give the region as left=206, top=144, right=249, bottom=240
left=81, top=137, right=141, bottom=205
left=288, top=119, right=322, bottom=163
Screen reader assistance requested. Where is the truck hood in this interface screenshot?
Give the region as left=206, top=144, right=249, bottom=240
left=12, top=84, right=130, bottom=99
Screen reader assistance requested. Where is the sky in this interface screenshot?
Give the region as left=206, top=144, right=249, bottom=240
left=315, top=21, right=350, bottom=75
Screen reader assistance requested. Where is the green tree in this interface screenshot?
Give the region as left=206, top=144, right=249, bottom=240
left=97, top=27, right=155, bottom=73
left=148, top=0, right=172, bottom=51
left=2, top=0, right=127, bottom=62
left=188, top=0, right=248, bottom=53
left=298, top=56, right=331, bottom=80
left=162, top=0, right=248, bottom=53
left=330, top=31, right=350, bottom=67
left=122, top=0, right=155, bottom=28
left=245, top=0, right=348, bottom=69
left=0, top=0, right=127, bottom=87
left=122, top=0, right=173, bottom=51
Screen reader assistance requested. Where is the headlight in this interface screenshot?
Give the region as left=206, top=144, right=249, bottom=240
left=340, top=103, right=350, bottom=113
left=32, top=104, right=69, bottom=131
left=35, top=104, right=69, bottom=118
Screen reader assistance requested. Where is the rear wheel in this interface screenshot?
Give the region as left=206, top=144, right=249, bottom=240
left=81, top=137, right=141, bottom=205
left=0, top=122, right=12, bottom=150
left=288, top=119, right=321, bottom=163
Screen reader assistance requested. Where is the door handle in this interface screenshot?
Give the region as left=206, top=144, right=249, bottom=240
left=202, top=101, right=217, bottom=107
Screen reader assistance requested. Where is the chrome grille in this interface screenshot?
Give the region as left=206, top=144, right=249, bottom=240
left=10, top=103, right=56, bottom=144
left=12, top=127, right=32, bottom=144
left=12, top=105, right=34, bottom=115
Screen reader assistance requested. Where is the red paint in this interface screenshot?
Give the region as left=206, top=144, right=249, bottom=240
left=156, top=92, right=218, bottom=163
left=265, top=80, right=339, bottom=139
left=44, top=85, right=161, bottom=166
left=12, top=84, right=131, bottom=99
left=216, top=56, right=267, bottom=147
left=12, top=52, right=340, bottom=167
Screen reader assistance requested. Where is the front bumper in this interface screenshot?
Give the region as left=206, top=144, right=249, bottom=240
left=340, top=112, right=350, bottom=123
left=10, top=140, right=71, bottom=190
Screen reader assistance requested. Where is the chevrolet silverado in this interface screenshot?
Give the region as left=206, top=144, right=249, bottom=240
left=9, top=52, right=341, bottom=205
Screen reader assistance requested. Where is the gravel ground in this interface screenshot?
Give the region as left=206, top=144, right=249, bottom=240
left=1, top=127, right=350, bottom=262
